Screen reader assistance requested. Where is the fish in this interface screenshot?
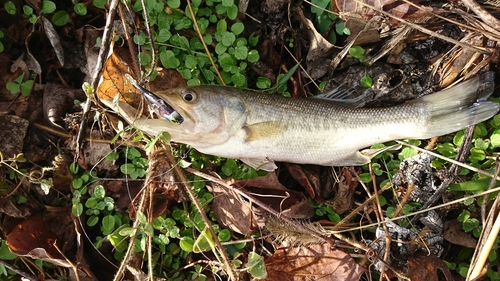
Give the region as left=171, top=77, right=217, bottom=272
left=132, top=72, right=499, bottom=171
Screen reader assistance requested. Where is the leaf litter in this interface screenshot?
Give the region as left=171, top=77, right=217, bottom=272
left=0, top=0, right=500, bottom=280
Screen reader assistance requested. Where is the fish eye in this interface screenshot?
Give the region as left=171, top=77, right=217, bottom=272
left=182, top=90, right=196, bottom=102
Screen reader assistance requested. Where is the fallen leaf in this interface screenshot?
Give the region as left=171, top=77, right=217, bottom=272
left=443, top=220, right=477, bottom=248
left=407, top=253, right=454, bottom=281
left=7, top=213, right=70, bottom=267
left=0, top=115, right=29, bottom=158
left=0, top=198, right=31, bottom=218
left=43, top=83, right=86, bottom=129
left=244, top=186, right=315, bottom=219
left=264, top=244, right=365, bottom=281
left=295, top=9, right=336, bottom=80
left=146, top=149, right=187, bottom=203
left=148, top=68, right=187, bottom=92
left=235, top=171, right=287, bottom=191
left=286, top=163, right=318, bottom=199
left=97, top=50, right=143, bottom=125
left=331, top=168, right=358, bottom=214
left=208, top=183, right=263, bottom=235
left=96, top=48, right=187, bottom=126
left=41, top=16, right=64, bottom=66
left=251, top=37, right=281, bottom=81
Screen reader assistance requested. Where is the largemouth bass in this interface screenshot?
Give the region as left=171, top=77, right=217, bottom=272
left=133, top=73, right=499, bottom=171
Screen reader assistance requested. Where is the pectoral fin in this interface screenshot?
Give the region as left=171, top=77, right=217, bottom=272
left=244, top=121, right=286, bottom=142
left=240, top=157, right=277, bottom=171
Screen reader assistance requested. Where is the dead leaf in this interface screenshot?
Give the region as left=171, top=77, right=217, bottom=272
left=251, top=38, right=281, bottom=81
left=0, top=198, right=31, bottom=218
left=286, top=164, right=318, bottom=199
left=244, top=186, right=315, bottom=219
left=208, top=183, right=263, bottom=235
left=43, top=83, right=86, bottom=129
left=97, top=51, right=141, bottom=106
left=0, top=115, right=29, bottom=159
left=146, top=149, right=187, bottom=203
left=443, top=220, right=477, bottom=248
left=295, top=9, right=336, bottom=80
left=235, top=172, right=287, bottom=191
left=80, top=130, right=117, bottom=174
left=97, top=50, right=142, bottom=125
left=264, top=244, right=365, bottom=281
left=41, top=16, right=64, bottom=66
left=7, top=213, right=70, bottom=267
left=437, top=34, right=485, bottom=88
left=148, top=68, right=187, bottom=92
left=97, top=48, right=187, bottom=126
left=407, top=253, right=454, bottom=281
left=331, top=168, right=358, bottom=214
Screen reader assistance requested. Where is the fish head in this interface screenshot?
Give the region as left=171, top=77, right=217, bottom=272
left=133, top=86, right=247, bottom=147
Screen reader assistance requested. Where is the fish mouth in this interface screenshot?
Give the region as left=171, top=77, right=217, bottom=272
left=133, top=84, right=184, bottom=124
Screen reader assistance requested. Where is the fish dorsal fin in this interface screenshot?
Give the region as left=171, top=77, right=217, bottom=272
left=244, top=121, right=286, bottom=142
left=240, top=157, right=277, bottom=171
left=312, top=85, right=367, bottom=108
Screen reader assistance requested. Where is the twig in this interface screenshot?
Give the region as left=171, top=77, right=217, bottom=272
left=351, top=0, right=491, bottom=55
left=468, top=157, right=500, bottom=280
left=31, top=122, right=141, bottom=148
left=410, top=125, right=475, bottom=225
left=118, top=3, right=141, bottom=79
left=461, top=0, right=500, bottom=33
left=186, top=0, right=225, bottom=85
left=76, top=0, right=120, bottom=161
left=0, top=260, right=38, bottom=281
left=137, top=0, right=156, bottom=79
left=173, top=166, right=236, bottom=280
left=112, top=174, right=147, bottom=281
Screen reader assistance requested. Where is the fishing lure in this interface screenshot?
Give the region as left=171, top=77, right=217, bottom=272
left=126, top=74, right=184, bottom=124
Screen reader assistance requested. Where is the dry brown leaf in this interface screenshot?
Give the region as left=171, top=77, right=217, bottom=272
left=443, top=220, right=477, bottom=248
left=407, top=253, right=454, bottom=281
left=251, top=38, right=282, bottom=81
left=264, top=244, right=365, bottom=281
left=235, top=171, right=288, bottom=191
left=286, top=164, right=319, bottom=199
left=0, top=115, right=29, bottom=159
left=437, top=34, right=486, bottom=88
left=0, top=198, right=31, bottom=218
left=96, top=51, right=142, bottom=124
left=147, top=149, right=187, bottom=203
left=331, top=168, right=358, bottom=214
left=43, top=83, right=86, bottom=129
left=208, top=183, right=263, bottom=235
left=7, top=213, right=69, bottom=267
left=245, top=186, right=315, bottom=219
left=97, top=51, right=141, bottom=106
left=295, top=9, right=336, bottom=80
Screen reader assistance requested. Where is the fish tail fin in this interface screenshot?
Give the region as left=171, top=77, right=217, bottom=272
left=412, top=72, right=499, bottom=138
